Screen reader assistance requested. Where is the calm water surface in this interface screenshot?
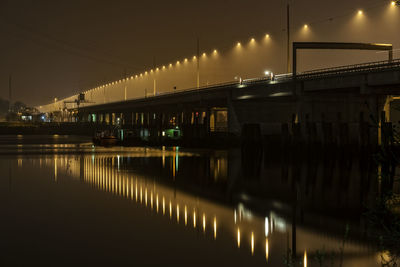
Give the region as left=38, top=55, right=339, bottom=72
left=0, top=135, right=392, bottom=266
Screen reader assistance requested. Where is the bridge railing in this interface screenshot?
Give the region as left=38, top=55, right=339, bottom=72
left=297, top=58, right=400, bottom=79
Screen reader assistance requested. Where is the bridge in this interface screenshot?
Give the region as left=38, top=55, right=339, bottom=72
left=46, top=56, right=400, bottom=147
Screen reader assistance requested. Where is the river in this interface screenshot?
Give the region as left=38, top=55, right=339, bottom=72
left=0, top=135, right=397, bottom=266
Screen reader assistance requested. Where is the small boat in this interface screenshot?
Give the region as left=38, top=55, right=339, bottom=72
left=93, top=130, right=118, bottom=146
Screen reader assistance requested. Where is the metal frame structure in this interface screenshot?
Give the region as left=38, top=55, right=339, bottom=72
left=292, top=42, right=393, bottom=77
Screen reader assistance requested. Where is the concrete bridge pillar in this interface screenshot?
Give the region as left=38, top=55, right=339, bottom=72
left=227, top=93, right=241, bottom=136
left=123, top=112, right=133, bottom=126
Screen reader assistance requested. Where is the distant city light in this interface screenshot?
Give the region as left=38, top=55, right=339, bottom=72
left=213, top=49, right=217, bottom=54
left=237, top=42, right=241, bottom=47
left=193, top=55, right=197, bottom=60
left=156, top=67, right=159, bottom=71
left=250, top=38, right=255, bottom=42
left=358, top=10, right=363, bottom=15
left=265, top=34, right=270, bottom=38
left=184, top=58, right=188, bottom=62
left=202, top=52, right=206, bottom=57
left=304, top=24, right=309, bottom=29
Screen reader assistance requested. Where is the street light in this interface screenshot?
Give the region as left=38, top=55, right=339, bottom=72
left=264, top=70, right=274, bottom=80
left=234, top=76, right=243, bottom=85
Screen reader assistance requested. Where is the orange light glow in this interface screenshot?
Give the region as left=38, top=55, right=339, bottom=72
left=304, top=251, right=307, bottom=267
left=251, top=232, right=255, bottom=255
left=237, top=228, right=241, bottom=248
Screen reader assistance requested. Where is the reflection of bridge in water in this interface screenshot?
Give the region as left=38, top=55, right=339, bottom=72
left=36, top=148, right=388, bottom=266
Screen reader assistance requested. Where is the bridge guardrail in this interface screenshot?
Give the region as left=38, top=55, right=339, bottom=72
left=297, top=58, right=400, bottom=79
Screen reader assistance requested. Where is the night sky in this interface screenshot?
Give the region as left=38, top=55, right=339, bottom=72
left=1, top=0, right=399, bottom=107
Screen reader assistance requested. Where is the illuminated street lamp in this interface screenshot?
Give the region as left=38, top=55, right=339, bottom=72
left=234, top=76, right=243, bottom=85
left=264, top=70, right=274, bottom=80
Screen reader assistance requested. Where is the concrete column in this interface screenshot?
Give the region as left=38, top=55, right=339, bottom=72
left=124, top=112, right=132, bottom=126
left=227, top=92, right=241, bottom=135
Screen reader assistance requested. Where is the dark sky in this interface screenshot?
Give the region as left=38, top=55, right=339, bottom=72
left=0, top=0, right=398, bottom=106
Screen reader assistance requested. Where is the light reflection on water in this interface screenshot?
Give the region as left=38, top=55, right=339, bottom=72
left=0, top=136, right=394, bottom=266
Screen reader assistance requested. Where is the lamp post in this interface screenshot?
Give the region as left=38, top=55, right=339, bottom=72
left=8, top=75, right=12, bottom=112
left=287, top=2, right=291, bottom=73
left=153, top=56, right=157, bottom=96
left=197, top=38, right=200, bottom=88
